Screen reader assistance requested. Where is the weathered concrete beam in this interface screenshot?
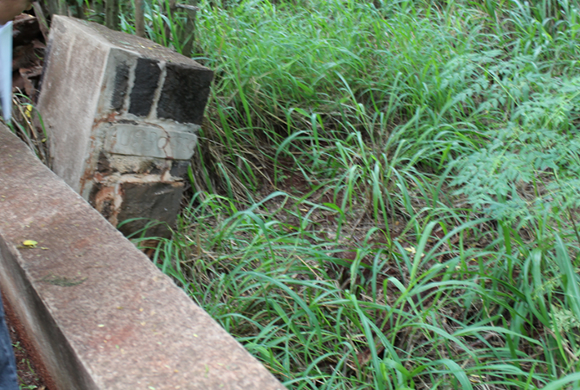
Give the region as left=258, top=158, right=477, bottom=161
left=0, top=125, right=285, bottom=390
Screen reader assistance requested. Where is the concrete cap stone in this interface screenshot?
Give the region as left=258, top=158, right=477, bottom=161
left=0, top=125, right=285, bottom=389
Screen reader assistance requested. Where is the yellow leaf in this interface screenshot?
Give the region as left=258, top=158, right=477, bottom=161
left=22, top=240, right=37, bottom=248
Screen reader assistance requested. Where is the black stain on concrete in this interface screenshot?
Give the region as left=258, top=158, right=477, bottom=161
left=96, top=152, right=113, bottom=174
left=117, top=181, right=184, bottom=238
left=111, top=63, right=130, bottom=112
left=157, top=63, right=213, bottom=124
left=87, top=182, right=102, bottom=207
left=128, top=58, right=161, bottom=117
left=170, top=160, right=190, bottom=178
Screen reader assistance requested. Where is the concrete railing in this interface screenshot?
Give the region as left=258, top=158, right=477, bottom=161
left=0, top=125, right=285, bottom=389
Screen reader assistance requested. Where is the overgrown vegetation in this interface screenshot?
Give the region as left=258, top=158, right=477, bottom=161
left=83, top=0, right=580, bottom=388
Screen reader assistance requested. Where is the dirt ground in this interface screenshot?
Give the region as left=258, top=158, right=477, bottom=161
left=4, top=304, right=49, bottom=390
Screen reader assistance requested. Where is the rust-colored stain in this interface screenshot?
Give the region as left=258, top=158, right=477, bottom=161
left=79, top=165, right=94, bottom=197
left=93, top=171, right=106, bottom=181
left=80, top=112, right=119, bottom=196
left=93, top=185, right=122, bottom=226
left=92, top=111, right=118, bottom=129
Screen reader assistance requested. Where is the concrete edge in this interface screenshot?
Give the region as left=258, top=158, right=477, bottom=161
left=0, top=125, right=286, bottom=390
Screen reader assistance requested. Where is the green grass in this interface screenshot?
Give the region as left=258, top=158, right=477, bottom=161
left=6, top=94, right=49, bottom=166
left=116, top=0, right=580, bottom=388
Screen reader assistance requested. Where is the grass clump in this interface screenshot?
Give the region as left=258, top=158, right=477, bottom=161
left=121, top=0, right=580, bottom=388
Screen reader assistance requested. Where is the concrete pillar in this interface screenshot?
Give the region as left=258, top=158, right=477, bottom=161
left=37, top=16, right=213, bottom=236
